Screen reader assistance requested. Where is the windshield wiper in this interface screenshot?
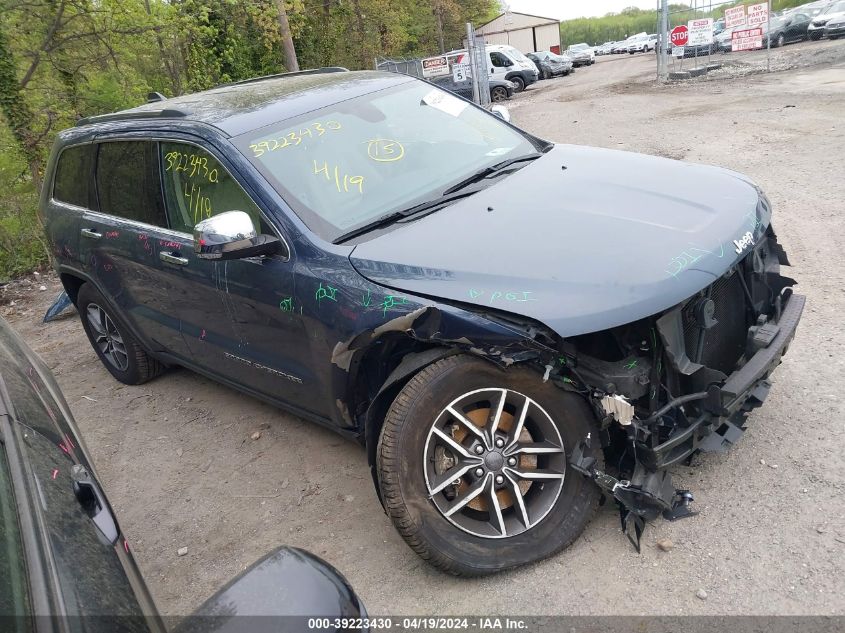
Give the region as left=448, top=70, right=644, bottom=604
left=333, top=189, right=480, bottom=244
left=441, top=153, right=542, bottom=195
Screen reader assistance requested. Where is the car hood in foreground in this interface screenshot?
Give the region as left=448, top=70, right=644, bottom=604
left=350, top=144, right=769, bottom=338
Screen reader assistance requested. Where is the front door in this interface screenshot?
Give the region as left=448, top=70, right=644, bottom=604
left=156, top=140, right=312, bottom=410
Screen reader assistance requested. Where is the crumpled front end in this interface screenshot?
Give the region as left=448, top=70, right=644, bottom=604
left=563, top=224, right=804, bottom=549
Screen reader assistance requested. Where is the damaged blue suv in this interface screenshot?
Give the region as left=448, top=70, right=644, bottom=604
left=41, top=68, right=804, bottom=576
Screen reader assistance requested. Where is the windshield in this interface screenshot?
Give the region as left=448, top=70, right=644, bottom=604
left=235, top=81, right=540, bottom=242
left=826, top=1, right=845, bottom=13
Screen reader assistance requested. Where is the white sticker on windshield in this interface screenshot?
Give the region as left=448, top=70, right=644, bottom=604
left=485, top=147, right=510, bottom=157
left=422, top=89, right=468, bottom=117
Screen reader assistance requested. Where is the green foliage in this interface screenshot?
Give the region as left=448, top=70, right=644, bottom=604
left=0, top=127, right=45, bottom=281
left=560, top=1, right=819, bottom=46
left=0, top=0, right=499, bottom=280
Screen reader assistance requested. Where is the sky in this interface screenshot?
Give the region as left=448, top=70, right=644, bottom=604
left=503, top=0, right=661, bottom=21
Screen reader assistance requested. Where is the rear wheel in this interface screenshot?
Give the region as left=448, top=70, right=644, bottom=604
left=776, top=33, right=785, bottom=47
left=509, top=75, right=525, bottom=92
left=490, top=86, right=509, bottom=102
left=77, top=283, right=165, bottom=385
left=377, top=355, right=602, bottom=576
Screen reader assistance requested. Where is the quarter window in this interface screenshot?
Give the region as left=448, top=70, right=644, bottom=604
left=53, top=145, right=94, bottom=208
left=159, top=142, right=264, bottom=234
left=95, top=142, right=167, bottom=227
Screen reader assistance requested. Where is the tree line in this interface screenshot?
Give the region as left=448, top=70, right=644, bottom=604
left=0, top=0, right=499, bottom=279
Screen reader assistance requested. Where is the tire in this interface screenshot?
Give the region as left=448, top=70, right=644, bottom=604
left=542, top=69, right=551, bottom=80
left=810, top=31, right=822, bottom=41
left=776, top=33, right=785, bottom=48
left=77, top=283, right=165, bottom=385
left=376, top=355, right=602, bottom=576
left=490, top=86, right=508, bottom=102
left=509, top=75, right=525, bottom=92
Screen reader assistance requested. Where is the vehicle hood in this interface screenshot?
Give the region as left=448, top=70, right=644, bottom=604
left=349, top=144, right=768, bottom=338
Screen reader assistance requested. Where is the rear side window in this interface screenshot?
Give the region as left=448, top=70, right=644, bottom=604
left=95, top=141, right=167, bottom=227
left=53, top=145, right=94, bottom=208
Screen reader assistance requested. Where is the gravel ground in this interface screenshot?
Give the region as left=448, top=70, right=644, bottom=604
left=5, top=39, right=845, bottom=616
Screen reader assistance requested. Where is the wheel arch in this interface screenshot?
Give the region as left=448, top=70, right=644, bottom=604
left=352, top=340, right=461, bottom=504
left=59, top=270, right=87, bottom=305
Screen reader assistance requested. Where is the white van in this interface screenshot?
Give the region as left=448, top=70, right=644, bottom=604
left=446, top=44, right=539, bottom=93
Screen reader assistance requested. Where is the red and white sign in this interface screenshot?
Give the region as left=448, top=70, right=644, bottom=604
left=670, top=25, right=689, bottom=47
left=421, top=55, right=450, bottom=78
left=747, top=2, right=769, bottom=27
left=732, top=27, right=764, bottom=51
left=725, top=6, right=747, bottom=29
left=687, top=18, right=714, bottom=46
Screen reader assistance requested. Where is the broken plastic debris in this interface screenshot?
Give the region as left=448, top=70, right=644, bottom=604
left=600, top=394, right=635, bottom=426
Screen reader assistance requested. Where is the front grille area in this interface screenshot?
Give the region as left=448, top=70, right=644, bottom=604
left=682, top=270, right=749, bottom=375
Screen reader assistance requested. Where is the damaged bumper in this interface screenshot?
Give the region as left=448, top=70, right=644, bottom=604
left=567, top=226, right=803, bottom=550
left=641, top=290, right=805, bottom=470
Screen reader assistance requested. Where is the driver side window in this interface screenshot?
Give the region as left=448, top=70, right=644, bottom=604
left=159, top=142, right=267, bottom=234
left=490, top=52, right=511, bottom=68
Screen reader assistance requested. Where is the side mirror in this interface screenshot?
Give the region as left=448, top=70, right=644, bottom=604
left=194, top=210, right=281, bottom=260
left=172, top=547, right=366, bottom=633
left=491, top=105, right=511, bottom=123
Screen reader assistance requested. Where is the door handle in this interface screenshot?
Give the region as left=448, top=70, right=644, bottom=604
left=80, top=228, right=102, bottom=239
left=159, top=251, right=188, bottom=266
left=71, top=464, right=118, bottom=544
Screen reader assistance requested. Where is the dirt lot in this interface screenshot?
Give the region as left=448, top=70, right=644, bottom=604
left=5, top=41, right=845, bottom=616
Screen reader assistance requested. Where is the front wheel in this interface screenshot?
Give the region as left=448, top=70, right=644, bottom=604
left=776, top=33, right=785, bottom=47
left=509, top=75, right=525, bottom=92
left=490, top=86, right=508, bottom=102
left=377, top=355, right=602, bottom=576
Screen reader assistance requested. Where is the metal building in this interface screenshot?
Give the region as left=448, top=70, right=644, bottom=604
left=475, top=11, right=562, bottom=54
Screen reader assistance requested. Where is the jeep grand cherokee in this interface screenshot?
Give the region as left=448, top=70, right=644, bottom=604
left=41, top=68, right=804, bottom=576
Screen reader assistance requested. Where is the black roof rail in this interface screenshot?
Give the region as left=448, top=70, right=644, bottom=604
left=76, top=108, right=190, bottom=127
left=220, top=67, right=350, bottom=88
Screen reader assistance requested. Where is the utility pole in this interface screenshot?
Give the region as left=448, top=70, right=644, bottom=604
left=658, top=0, right=669, bottom=82
left=275, top=0, right=300, bottom=72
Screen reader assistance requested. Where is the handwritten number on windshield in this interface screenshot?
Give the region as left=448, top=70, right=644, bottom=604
left=313, top=160, right=364, bottom=194
left=250, top=121, right=342, bottom=157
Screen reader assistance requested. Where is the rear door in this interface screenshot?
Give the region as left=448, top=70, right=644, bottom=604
left=79, top=139, right=192, bottom=360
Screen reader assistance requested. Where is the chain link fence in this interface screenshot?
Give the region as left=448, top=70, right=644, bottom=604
left=375, top=23, right=492, bottom=108
left=657, top=0, right=777, bottom=81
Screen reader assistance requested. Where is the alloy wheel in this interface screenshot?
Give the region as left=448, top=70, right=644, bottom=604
left=423, top=388, right=566, bottom=539
left=86, top=303, right=129, bottom=371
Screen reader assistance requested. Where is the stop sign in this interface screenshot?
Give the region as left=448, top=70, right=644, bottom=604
left=670, top=25, right=689, bottom=47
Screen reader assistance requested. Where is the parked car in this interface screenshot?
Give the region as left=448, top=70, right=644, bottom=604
left=436, top=76, right=514, bottom=102
left=628, top=34, right=658, bottom=53
left=527, top=51, right=573, bottom=78
left=825, top=12, right=845, bottom=36
left=0, top=315, right=366, bottom=628
left=446, top=45, right=538, bottom=92
left=596, top=41, right=616, bottom=55
left=566, top=43, right=595, bottom=66
left=765, top=10, right=817, bottom=46
left=809, top=0, right=845, bottom=39
left=42, top=67, right=803, bottom=576
left=715, top=26, right=738, bottom=52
